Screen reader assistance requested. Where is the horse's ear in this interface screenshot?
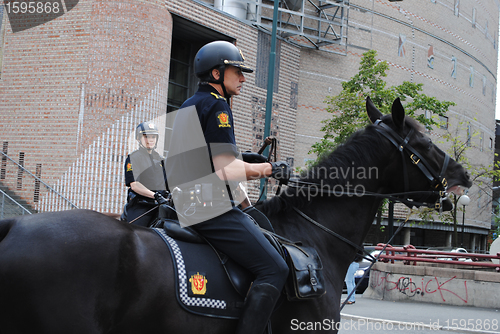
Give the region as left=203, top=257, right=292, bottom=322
left=366, top=97, right=383, bottom=123
left=391, top=97, right=405, bottom=130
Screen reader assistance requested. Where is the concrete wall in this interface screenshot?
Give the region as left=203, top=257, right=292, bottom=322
left=365, top=263, right=500, bottom=309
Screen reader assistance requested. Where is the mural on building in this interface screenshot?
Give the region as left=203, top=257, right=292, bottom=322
left=398, top=34, right=406, bottom=58
left=427, top=45, right=434, bottom=69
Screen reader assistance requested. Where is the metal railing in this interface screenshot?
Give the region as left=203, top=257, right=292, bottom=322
left=0, top=189, right=31, bottom=219
left=374, top=244, right=500, bottom=271
left=0, top=150, right=78, bottom=213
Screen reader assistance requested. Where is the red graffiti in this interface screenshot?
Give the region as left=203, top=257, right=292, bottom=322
left=370, top=271, right=468, bottom=303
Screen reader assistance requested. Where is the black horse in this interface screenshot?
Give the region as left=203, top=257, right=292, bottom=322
left=0, top=98, right=471, bottom=334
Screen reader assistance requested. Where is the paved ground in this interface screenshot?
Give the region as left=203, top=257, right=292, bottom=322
left=339, top=294, right=500, bottom=334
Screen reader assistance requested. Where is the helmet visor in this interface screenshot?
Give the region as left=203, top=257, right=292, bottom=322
left=224, top=60, right=253, bottom=73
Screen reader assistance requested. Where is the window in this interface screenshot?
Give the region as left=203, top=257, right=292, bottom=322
left=166, top=15, right=233, bottom=113
left=17, top=152, right=25, bottom=190
left=34, top=164, right=42, bottom=202
left=167, top=38, right=193, bottom=113
left=438, top=115, right=448, bottom=130
left=256, top=30, right=281, bottom=92
left=164, top=15, right=233, bottom=155
left=1, top=141, right=7, bottom=180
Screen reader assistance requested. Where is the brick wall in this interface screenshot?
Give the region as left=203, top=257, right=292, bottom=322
left=0, top=0, right=172, bottom=213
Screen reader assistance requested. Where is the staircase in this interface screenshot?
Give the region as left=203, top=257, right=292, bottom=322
left=0, top=182, right=32, bottom=219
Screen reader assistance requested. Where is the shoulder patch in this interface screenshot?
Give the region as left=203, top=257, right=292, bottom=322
left=210, top=92, right=226, bottom=101
left=126, top=162, right=133, bottom=172
left=216, top=111, right=231, bottom=128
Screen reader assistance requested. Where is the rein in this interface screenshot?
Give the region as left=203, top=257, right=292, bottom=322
left=292, top=205, right=409, bottom=311
left=285, top=120, right=450, bottom=210
left=276, top=120, right=452, bottom=309
left=128, top=205, right=160, bottom=224
left=286, top=179, right=445, bottom=209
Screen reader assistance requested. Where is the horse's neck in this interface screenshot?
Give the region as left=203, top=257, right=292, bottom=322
left=267, top=178, right=383, bottom=288
left=273, top=194, right=381, bottom=247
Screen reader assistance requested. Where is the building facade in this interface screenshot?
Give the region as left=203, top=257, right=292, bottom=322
left=0, top=0, right=497, bottom=251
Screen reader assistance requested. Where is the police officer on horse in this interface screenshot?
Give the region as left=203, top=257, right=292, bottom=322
left=123, top=121, right=169, bottom=227
left=172, top=40, right=291, bottom=334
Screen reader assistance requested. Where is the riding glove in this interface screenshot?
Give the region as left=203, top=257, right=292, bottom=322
left=242, top=151, right=267, bottom=163
left=154, top=192, right=169, bottom=206
left=270, top=161, right=291, bottom=184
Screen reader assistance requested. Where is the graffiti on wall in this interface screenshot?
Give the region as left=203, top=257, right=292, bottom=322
left=370, top=271, right=468, bottom=303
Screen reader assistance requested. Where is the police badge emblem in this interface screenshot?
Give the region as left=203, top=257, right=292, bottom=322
left=216, top=111, right=231, bottom=128
left=189, top=272, right=208, bottom=295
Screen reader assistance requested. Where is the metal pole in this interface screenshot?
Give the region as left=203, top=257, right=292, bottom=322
left=260, top=0, right=280, bottom=199
left=388, top=200, right=394, bottom=238
left=461, top=206, right=465, bottom=248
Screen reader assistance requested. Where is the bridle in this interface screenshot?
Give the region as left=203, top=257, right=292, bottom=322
left=372, top=119, right=449, bottom=209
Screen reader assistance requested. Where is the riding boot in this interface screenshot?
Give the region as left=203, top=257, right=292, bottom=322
left=236, top=283, right=281, bottom=334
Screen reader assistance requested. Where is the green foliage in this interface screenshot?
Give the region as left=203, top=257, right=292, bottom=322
left=309, top=50, right=455, bottom=160
left=433, top=121, right=500, bottom=246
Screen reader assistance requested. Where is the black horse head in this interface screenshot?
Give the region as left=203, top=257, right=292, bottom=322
left=365, top=96, right=472, bottom=211
left=270, top=96, right=471, bottom=214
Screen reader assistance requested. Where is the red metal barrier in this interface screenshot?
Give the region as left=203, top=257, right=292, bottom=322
left=373, top=244, right=500, bottom=271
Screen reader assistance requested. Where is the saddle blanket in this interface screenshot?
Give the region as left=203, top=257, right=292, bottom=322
left=153, top=228, right=246, bottom=319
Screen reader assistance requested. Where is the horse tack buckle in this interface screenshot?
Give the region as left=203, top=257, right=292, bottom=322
left=410, top=154, right=420, bottom=165
left=441, top=177, right=448, bottom=188
left=433, top=178, right=447, bottom=190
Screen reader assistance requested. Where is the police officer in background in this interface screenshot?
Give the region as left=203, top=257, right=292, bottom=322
left=178, top=41, right=291, bottom=334
left=124, top=122, right=168, bottom=227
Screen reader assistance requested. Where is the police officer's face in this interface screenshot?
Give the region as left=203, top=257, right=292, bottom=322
left=222, top=66, right=246, bottom=96
left=141, top=134, right=157, bottom=150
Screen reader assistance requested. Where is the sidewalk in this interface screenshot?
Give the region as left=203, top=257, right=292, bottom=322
left=339, top=294, right=500, bottom=334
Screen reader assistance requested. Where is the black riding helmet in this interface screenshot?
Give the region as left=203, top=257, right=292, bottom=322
left=194, top=41, right=253, bottom=98
left=136, top=121, right=159, bottom=150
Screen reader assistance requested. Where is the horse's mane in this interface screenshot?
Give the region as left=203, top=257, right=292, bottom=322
left=258, top=116, right=422, bottom=216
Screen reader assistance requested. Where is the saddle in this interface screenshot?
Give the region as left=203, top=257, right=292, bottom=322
left=151, top=206, right=326, bottom=319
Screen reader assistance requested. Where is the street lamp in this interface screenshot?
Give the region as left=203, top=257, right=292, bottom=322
left=458, top=195, right=470, bottom=248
